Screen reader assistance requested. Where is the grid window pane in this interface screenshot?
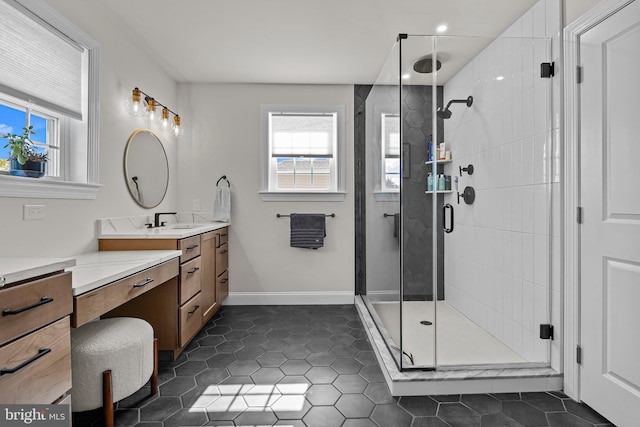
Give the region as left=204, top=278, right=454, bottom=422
left=274, top=157, right=331, bottom=191
left=0, top=100, right=59, bottom=176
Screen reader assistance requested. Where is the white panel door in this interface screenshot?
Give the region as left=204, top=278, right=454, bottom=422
left=580, top=1, right=640, bottom=426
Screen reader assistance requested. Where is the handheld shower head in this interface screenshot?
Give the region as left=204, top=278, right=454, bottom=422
left=437, top=96, right=473, bottom=119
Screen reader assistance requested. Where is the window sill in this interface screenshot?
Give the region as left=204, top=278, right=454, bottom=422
left=373, top=191, right=400, bottom=202
left=260, top=191, right=346, bottom=202
left=0, top=174, right=102, bottom=199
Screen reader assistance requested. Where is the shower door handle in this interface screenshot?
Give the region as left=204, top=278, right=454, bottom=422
left=443, top=203, right=454, bottom=233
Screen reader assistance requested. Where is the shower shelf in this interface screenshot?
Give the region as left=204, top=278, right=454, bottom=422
left=425, top=159, right=452, bottom=165
left=425, top=190, right=453, bottom=194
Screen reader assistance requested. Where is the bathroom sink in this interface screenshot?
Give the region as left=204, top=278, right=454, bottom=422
left=170, top=224, right=197, bottom=229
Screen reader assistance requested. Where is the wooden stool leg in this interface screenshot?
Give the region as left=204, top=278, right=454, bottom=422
left=151, top=338, right=158, bottom=396
left=103, top=370, right=114, bottom=427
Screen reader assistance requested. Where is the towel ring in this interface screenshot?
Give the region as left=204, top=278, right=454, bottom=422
left=216, top=175, right=230, bottom=187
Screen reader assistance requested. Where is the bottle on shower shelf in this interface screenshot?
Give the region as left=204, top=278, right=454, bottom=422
left=427, top=172, right=433, bottom=191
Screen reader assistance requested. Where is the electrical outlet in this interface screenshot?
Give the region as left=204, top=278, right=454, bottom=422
left=24, top=204, right=46, bottom=220
left=193, top=199, right=201, bottom=212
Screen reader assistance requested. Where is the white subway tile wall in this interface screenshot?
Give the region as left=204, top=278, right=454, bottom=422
left=443, top=0, right=562, bottom=369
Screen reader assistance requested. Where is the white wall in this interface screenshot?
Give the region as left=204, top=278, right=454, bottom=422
left=443, top=0, right=562, bottom=370
left=177, top=84, right=355, bottom=302
left=0, top=0, right=179, bottom=258
left=564, top=0, right=605, bottom=25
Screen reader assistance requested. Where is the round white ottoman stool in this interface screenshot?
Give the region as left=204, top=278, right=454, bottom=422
left=71, top=317, right=158, bottom=427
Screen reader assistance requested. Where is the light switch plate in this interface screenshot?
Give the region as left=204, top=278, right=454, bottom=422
left=24, top=204, right=46, bottom=220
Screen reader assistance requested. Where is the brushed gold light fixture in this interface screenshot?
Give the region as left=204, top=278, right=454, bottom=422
left=125, top=87, right=183, bottom=138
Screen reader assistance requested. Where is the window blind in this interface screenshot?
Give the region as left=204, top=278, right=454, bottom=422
left=270, top=113, right=335, bottom=158
left=0, top=0, right=83, bottom=119
left=383, top=114, right=400, bottom=158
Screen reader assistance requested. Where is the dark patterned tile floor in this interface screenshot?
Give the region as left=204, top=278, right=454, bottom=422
left=72, top=305, right=615, bottom=427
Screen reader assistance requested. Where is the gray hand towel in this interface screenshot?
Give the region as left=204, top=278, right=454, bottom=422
left=290, top=213, right=326, bottom=249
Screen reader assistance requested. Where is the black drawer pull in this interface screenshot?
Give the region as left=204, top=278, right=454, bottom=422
left=1, top=348, right=51, bottom=375
left=220, top=234, right=228, bottom=237
left=220, top=279, right=228, bottom=284
left=188, top=305, right=200, bottom=314
left=186, top=244, right=199, bottom=250
left=219, top=250, right=228, bottom=255
left=187, top=267, right=200, bottom=274
left=133, top=278, right=154, bottom=288
left=3, top=296, right=53, bottom=316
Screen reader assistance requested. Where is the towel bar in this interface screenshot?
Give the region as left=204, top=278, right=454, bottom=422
left=216, top=175, right=230, bottom=187
left=277, top=213, right=335, bottom=218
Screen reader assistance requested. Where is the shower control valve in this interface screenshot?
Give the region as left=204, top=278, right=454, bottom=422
left=459, top=164, right=474, bottom=176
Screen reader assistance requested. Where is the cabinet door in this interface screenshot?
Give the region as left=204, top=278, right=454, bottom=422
left=200, top=231, right=217, bottom=320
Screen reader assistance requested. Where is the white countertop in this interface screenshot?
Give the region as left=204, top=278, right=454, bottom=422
left=68, top=250, right=182, bottom=296
left=0, top=258, right=76, bottom=287
left=99, top=221, right=230, bottom=239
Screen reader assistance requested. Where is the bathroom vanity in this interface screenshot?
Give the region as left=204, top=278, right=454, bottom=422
left=0, top=258, right=76, bottom=405
left=98, top=221, right=230, bottom=359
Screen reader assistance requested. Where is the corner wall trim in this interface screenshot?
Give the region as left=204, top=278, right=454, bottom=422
left=223, top=291, right=355, bottom=306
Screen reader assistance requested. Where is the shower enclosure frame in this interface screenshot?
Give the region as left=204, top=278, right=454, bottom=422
left=357, top=31, right=557, bottom=373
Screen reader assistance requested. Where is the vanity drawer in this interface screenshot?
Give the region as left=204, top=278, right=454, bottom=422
left=217, top=228, right=229, bottom=247
left=0, top=317, right=71, bottom=404
left=180, top=257, right=202, bottom=305
left=179, top=293, right=202, bottom=347
left=216, top=242, right=228, bottom=277
left=73, top=259, right=179, bottom=327
left=216, top=270, right=229, bottom=304
left=0, top=272, right=72, bottom=345
left=179, top=235, right=201, bottom=263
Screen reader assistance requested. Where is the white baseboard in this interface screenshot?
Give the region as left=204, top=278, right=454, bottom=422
left=223, top=291, right=355, bottom=306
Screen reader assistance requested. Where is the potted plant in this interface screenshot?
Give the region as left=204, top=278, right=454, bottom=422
left=1, top=126, right=48, bottom=178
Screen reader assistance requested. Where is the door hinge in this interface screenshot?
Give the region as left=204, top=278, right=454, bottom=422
left=540, top=324, right=554, bottom=340
left=577, top=345, right=582, bottom=364
left=541, top=62, right=555, bottom=78
left=577, top=66, right=583, bottom=84
left=577, top=206, right=583, bottom=224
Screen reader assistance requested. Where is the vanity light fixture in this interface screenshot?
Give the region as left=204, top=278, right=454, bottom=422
left=125, top=87, right=184, bottom=138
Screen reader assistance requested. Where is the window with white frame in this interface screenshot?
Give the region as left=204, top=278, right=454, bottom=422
left=261, top=104, right=345, bottom=201
left=0, top=97, right=61, bottom=177
left=0, top=0, right=100, bottom=199
left=382, top=113, right=400, bottom=192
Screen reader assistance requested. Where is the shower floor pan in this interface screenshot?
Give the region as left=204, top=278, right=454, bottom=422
left=355, top=296, right=562, bottom=396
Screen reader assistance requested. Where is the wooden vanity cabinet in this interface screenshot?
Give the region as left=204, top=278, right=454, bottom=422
left=0, top=272, right=72, bottom=404
left=99, top=226, right=229, bottom=358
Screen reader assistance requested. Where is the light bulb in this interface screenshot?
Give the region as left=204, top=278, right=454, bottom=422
left=125, top=88, right=145, bottom=117
left=145, top=98, right=160, bottom=125
left=160, top=107, right=171, bottom=131
left=172, top=115, right=184, bottom=138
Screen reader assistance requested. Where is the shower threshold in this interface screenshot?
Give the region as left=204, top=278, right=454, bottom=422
left=355, top=296, right=563, bottom=396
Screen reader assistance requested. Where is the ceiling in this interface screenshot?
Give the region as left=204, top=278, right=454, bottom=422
left=98, top=0, right=539, bottom=85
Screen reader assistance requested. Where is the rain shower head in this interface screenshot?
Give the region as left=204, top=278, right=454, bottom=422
left=413, top=57, right=441, bottom=74
left=437, top=96, right=473, bottom=119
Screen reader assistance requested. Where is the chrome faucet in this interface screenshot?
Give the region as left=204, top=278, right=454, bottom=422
left=152, top=212, right=176, bottom=228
